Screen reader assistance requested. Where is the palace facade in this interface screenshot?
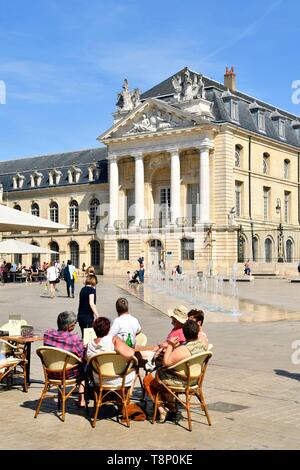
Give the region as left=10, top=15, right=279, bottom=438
left=1, top=66, right=300, bottom=276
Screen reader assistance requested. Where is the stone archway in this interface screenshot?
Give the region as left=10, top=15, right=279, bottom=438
left=148, top=239, right=163, bottom=271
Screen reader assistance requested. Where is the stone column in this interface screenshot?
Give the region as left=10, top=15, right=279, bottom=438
left=133, top=153, right=144, bottom=226
left=108, top=155, right=119, bottom=230
left=199, top=143, right=213, bottom=223
left=170, top=149, right=181, bottom=224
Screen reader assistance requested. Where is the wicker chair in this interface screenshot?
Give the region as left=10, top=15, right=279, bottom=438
left=152, top=350, right=213, bottom=431
left=87, top=351, right=138, bottom=428
left=34, top=346, right=83, bottom=422
left=0, top=338, right=28, bottom=391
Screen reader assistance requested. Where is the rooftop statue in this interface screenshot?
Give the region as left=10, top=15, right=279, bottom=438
left=172, top=67, right=206, bottom=102
left=116, top=79, right=141, bottom=112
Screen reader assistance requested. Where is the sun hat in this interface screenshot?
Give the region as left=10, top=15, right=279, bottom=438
left=167, top=305, right=189, bottom=324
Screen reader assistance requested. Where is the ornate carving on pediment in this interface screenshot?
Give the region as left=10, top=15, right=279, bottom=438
left=116, top=79, right=141, bottom=112
left=126, top=109, right=191, bottom=135
left=148, top=154, right=168, bottom=169
left=172, top=67, right=206, bottom=102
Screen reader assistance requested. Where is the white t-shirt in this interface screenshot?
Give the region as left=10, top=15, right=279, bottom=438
left=47, top=266, right=59, bottom=282
left=86, top=334, right=135, bottom=387
left=109, top=313, right=141, bottom=346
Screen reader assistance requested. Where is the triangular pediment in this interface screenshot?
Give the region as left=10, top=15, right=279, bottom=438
left=98, top=98, right=205, bottom=142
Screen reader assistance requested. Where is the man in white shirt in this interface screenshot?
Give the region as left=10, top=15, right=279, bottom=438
left=110, top=298, right=141, bottom=346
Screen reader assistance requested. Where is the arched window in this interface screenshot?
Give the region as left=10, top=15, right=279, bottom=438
left=50, top=241, right=59, bottom=264
left=265, top=238, right=273, bottom=262
left=238, top=235, right=246, bottom=263
left=69, top=200, right=79, bottom=229
left=49, top=202, right=59, bottom=223
left=235, top=145, right=242, bottom=168
left=118, top=239, right=129, bottom=260
left=181, top=238, right=194, bottom=260
left=31, top=203, right=39, bottom=217
left=286, top=239, right=293, bottom=263
left=89, top=198, right=100, bottom=229
left=31, top=241, right=40, bottom=267
left=69, top=241, right=79, bottom=268
left=263, top=153, right=270, bottom=175
left=14, top=204, right=21, bottom=211
left=253, top=236, right=259, bottom=262
left=90, top=240, right=100, bottom=268
left=149, top=239, right=162, bottom=248
left=284, top=159, right=290, bottom=179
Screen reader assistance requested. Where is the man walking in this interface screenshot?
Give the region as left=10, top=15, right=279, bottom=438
left=64, top=259, right=76, bottom=298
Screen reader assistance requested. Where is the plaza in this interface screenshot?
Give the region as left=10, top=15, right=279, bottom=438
left=1, top=277, right=300, bottom=450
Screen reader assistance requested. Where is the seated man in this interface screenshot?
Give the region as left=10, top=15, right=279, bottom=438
left=43, top=311, right=85, bottom=405
left=187, top=309, right=208, bottom=348
left=110, top=298, right=141, bottom=347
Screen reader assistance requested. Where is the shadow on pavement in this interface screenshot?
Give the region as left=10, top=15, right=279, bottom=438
left=274, top=369, right=300, bottom=382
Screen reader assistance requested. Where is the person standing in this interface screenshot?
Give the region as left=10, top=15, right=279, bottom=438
left=78, top=274, right=99, bottom=338
left=138, top=263, right=145, bottom=283
left=46, top=261, right=59, bottom=298
left=64, top=260, right=76, bottom=298
left=60, top=261, right=66, bottom=280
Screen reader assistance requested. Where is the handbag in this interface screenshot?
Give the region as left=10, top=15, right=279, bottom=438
left=55, top=277, right=60, bottom=284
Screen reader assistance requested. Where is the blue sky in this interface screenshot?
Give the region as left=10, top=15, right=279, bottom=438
left=0, top=0, right=299, bottom=161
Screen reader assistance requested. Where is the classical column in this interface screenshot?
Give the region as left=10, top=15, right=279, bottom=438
left=170, top=149, right=181, bottom=224
left=108, top=155, right=119, bottom=229
left=199, top=143, right=212, bottom=223
left=133, top=153, right=144, bottom=226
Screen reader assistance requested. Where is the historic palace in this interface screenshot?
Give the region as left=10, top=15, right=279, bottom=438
left=1, top=66, right=300, bottom=275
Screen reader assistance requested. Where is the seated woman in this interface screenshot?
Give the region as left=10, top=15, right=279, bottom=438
left=144, top=320, right=208, bottom=423
left=86, top=316, right=136, bottom=388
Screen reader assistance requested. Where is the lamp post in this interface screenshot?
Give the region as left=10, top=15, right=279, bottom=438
left=275, top=198, right=284, bottom=262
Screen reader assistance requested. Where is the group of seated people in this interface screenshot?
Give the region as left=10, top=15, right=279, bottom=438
left=0, top=260, right=45, bottom=283
left=43, top=297, right=209, bottom=422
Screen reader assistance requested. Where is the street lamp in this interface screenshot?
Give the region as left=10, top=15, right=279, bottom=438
left=275, top=198, right=284, bottom=262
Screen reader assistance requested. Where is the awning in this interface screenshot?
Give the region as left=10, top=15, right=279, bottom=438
left=0, top=203, right=67, bottom=232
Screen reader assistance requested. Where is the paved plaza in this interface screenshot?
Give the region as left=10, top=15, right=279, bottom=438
left=1, top=277, right=300, bottom=450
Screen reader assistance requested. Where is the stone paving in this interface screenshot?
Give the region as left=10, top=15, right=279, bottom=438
left=0, top=278, right=300, bottom=450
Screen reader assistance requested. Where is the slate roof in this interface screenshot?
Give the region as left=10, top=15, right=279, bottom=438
left=141, top=68, right=300, bottom=148
left=0, top=147, right=108, bottom=192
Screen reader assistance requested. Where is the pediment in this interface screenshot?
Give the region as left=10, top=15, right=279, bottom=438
left=99, top=98, right=204, bottom=142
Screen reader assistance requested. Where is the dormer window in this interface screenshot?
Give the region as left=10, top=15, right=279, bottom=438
left=279, top=119, right=286, bottom=139
left=88, top=164, right=100, bottom=182
left=30, top=171, right=43, bottom=188
left=49, top=169, right=62, bottom=186
left=231, top=100, right=239, bottom=121
left=12, top=173, right=25, bottom=189
left=68, top=166, right=82, bottom=184
left=258, top=111, right=265, bottom=132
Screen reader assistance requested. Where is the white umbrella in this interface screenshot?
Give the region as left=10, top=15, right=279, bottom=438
left=0, top=239, right=58, bottom=254
left=0, top=204, right=67, bottom=232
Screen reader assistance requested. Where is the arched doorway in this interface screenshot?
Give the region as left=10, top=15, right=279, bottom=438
left=31, top=241, right=40, bottom=267
left=253, top=236, right=259, bottom=262
left=286, top=239, right=293, bottom=263
left=69, top=241, right=79, bottom=268
left=50, top=241, right=59, bottom=264
left=265, top=238, right=273, bottom=262
left=90, top=240, right=100, bottom=270
left=148, top=239, right=163, bottom=270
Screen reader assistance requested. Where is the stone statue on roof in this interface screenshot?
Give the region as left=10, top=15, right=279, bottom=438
left=172, top=67, right=206, bottom=102
left=116, top=79, right=141, bottom=112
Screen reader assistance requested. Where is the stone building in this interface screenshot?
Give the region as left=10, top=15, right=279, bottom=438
left=1, top=66, right=300, bottom=276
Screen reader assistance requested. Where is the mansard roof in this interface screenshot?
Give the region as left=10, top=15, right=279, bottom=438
left=141, top=68, right=300, bottom=148
left=0, top=147, right=108, bottom=192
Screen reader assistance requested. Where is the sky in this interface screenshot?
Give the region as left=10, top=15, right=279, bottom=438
left=0, top=0, right=299, bottom=161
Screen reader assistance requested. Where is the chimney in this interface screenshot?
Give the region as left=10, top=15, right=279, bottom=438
left=224, top=66, right=236, bottom=92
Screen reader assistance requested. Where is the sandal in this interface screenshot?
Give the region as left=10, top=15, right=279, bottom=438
left=158, top=406, right=168, bottom=423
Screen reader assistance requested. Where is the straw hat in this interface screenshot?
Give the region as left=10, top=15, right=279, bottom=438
left=167, top=305, right=189, bottom=324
